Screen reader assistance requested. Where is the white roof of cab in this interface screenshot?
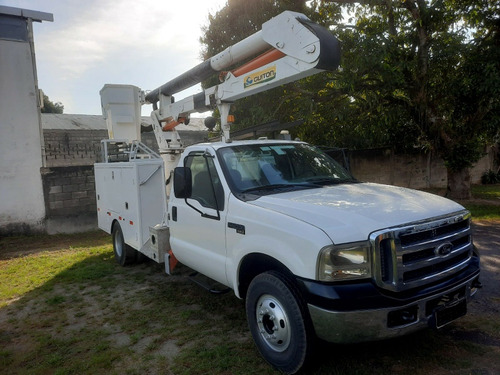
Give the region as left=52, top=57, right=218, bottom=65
left=189, top=139, right=305, bottom=151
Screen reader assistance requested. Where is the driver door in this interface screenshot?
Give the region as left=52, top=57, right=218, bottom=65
left=168, top=150, right=228, bottom=285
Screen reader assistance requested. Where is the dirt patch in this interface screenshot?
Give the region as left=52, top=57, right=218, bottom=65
left=471, top=221, right=500, bottom=315
left=460, top=198, right=500, bottom=206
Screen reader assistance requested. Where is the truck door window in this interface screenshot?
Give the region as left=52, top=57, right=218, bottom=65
left=185, top=153, right=224, bottom=211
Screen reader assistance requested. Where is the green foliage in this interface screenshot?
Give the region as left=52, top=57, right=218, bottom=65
left=481, top=170, right=500, bottom=184
left=41, top=93, right=64, bottom=114
left=297, top=0, right=499, bottom=198
left=318, top=2, right=499, bottom=155
left=305, top=0, right=499, bottom=158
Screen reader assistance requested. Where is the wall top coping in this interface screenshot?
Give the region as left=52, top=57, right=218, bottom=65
left=42, top=113, right=207, bottom=132
left=0, top=5, right=53, bottom=22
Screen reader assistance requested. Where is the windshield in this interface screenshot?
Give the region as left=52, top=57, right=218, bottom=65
left=218, top=143, right=355, bottom=196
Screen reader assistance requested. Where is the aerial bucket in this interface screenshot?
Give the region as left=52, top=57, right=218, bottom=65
left=100, top=84, right=142, bottom=142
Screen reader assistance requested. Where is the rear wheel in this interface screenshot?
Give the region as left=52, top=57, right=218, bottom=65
left=246, top=271, right=314, bottom=374
left=112, top=223, right=135, bottom=266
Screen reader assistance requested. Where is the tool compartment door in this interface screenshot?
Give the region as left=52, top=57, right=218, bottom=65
left=95, top=159, right=166, bottom=250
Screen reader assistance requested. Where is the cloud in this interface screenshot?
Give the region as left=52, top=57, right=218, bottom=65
left=36, top=0, right=187, bottom=79
left=2, top=0, right=226, bottom=113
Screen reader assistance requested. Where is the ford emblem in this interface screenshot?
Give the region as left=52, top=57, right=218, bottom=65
left=435, top=242, right=453, bottom=257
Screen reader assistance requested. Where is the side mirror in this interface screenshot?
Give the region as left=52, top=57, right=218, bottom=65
left=173, top=167, right=192, bottom=198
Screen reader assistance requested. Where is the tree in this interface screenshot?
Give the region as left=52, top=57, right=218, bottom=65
left=41, top=93, right=64, bottom=114
left=303, top=0, right=500, bottom=198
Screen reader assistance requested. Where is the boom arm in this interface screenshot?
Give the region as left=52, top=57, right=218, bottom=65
left=100, top=10, right=341, bottom=185
left=145, top=11, right=339, bottom=105
left=149, top=11, right=340, bottom=142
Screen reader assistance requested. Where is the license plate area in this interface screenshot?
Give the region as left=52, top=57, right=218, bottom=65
left=427, top=287, right=467, bottom=329
left=432, top=298, right=467, bottom=329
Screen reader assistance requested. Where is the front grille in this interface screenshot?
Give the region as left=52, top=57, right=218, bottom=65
left=371, top=211, right=472, bottom=292
left=399, top=220, right=469, bottom=247
left=403, top=251, right=470, bottom=282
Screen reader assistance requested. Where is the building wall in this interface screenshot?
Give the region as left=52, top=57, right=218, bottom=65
left=349, top=147, right=497, bottom=189
left=41, top=166, right=98, bottom=234
left=0, top=37, right=45, bottom=235
left=40, top=129, right=107, bottom=234
left=44, top=129, right=107, bottom=166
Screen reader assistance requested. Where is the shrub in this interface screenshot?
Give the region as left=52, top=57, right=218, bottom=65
left=481, top=169, right=500, bottom=184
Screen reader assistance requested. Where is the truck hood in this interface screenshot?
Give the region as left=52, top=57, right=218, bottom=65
left=248, top=182, right=466, bottom=244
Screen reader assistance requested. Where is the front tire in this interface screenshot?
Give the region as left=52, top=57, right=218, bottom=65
left=112, top=223, right=135, bottom=266
left=246, top=271, right=314, bottom=374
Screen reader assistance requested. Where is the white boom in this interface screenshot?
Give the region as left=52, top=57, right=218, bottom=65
left=100, top=10, right=340, bottom=180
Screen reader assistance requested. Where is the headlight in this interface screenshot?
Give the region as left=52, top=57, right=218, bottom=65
left=317, top=242, right=372, bottom=282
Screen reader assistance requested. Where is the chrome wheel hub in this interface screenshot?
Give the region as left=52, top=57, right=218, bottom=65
left=255, top=294, right=291, bottom=352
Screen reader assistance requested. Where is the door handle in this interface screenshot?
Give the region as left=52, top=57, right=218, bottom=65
left=228, top=222, right=245, bottom=235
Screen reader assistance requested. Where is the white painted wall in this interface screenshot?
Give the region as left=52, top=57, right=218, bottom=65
left=0, top=38, right=46, bottom=233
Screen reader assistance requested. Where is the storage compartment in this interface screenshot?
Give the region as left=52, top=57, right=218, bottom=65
left=95, top=156, right=167, bottom=252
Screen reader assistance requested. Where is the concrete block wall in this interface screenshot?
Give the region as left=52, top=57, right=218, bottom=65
left=349, top=147, right=497, bottom=189
left=40, top=130, right=104, bottom=234
left=41, top=166, right=98, bottom=234
left=41, top=129, right=101, bottom=233
left=42, top=166, right=96, bottom=214
left=44, top=129, right=108, bottom=167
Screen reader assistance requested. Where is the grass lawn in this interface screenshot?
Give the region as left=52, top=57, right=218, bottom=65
left=424, top=184, right=500, bottom=221
left=0, top=232, right=273, bottom=375
left=1, top=230, right=499, bottom=374
left=471, top=184, right=500, bottom=200
left=461, top=184, right=500, bottom=221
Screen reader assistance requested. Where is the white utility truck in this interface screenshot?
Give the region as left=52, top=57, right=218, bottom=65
left=95, top=11, right=481, bottom=374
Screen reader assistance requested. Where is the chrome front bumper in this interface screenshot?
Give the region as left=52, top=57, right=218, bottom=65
left=308, top=273, right=480, bottom=343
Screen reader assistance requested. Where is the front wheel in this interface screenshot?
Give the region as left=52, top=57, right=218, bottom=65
left=112, top=223, right=135, bottom=266
left=246, top=271, right=314, bottom=374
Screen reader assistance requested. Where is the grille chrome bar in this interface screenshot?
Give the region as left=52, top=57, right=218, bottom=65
left=399, top=228, right=470, bottom=254
left=371, top=211, right=472, bottom=292
left=402, top=241, right=471, bottom=272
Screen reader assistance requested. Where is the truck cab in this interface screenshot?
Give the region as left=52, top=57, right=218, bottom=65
left=168, top=139, right=480, bottom=366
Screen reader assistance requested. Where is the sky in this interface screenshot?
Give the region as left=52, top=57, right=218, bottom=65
left=1, top=0, right=228, bottom=115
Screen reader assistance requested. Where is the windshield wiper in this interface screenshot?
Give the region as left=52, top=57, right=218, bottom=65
left=305, top=177, right=357, bottom=185
left=242, top=183, right=318, bottom=194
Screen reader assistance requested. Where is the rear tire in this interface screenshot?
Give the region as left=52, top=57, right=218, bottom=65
left=112, top=223, right=135, bottom=266
left=245, top=271, right=314, bottom=374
